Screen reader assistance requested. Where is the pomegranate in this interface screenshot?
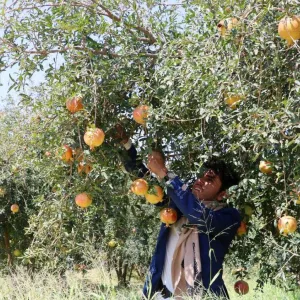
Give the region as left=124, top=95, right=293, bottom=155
left=0, top=187, right=6, bottom=197
left=45, top=151, right=52, bottom=157
left=131, top=179, right=149, bottom=195
left=259, top=160, right=272, bottom=175
left=13, top=249, right=22, bottom=257
left=217, top=18, right=238, bottom=36
left=133, top=105, right=149, bottom=125
left=11, top=204, right=19, bottom=214
left=160, top=208, right=177, bottom=226
left=225, top=95, right=243, bottom=109
left=278, top=216, right=297, bottom=235
left=234, top=280, right=249, bottom=295
left=237, top=221, right=246, bottom=236
left=244, top=204, right=254, bottom=217
left=289, top=188, right=300, bottom=204
left=84, top=127, right=105, bottom=150
left=61, top=145, right=73, bottom=163
left=77, top=162, right=92, bottom=175
left=108, top=239, right=117, bottom=248
left=66, top=96, right=84, bottom=113
left=145, top=185, right=164, bottom=204
left=75, top=192, right=92, bottom=208
left=278, top=16, right=300, bottom=46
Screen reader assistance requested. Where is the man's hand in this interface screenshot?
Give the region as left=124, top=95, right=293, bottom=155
left=114, top=124, right=129, bottom=145
left=147, top=150, right=168, bottom=179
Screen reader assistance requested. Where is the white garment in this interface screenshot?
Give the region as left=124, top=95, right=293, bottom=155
left=161, top=217, right=187, bottom=293
left=155, top=291, right=171, bottom=300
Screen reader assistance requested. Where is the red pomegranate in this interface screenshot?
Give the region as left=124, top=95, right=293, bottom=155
left=77, top=162, right=92, bottom=175
left=66, top=96, right=84, bottom=113
left=133, top=105, right=149, bottom=125
left=234, top=280, right=249, bottom=295
left=11, top=204, right=20, bottom=214
left=160, top=208, right=177, bottom=227
left=61, top=145, right=73, bottom=163
left=75, top=193, right=92, bottom=208
left=237, top=221, right=247, bottom=236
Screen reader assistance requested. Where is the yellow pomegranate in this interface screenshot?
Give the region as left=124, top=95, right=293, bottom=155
left=259, top=160, right=273, bottom=175
left=84, top=127, right=105, bottom=150
left=0, top=187, right=6, bottom=197
left=225, top=95, right=243, bottom=109
left=278, top=16, right=300, bottom=46
left=108, top=239, right=117, bottom=248
left=61, top=145, right=73, bottom=163
left=145, top=185, right=164, bottom=204
left=75, top=193, right=92, bottom=208
left=11, top=204, right=19, bottom=214
left=278, top=216, right=297, bottom=235
left=13, top=249, right=22, bottom=257
left=131, top=179, right=149, bottom=196
left=217, top=18, right=238, bottom=36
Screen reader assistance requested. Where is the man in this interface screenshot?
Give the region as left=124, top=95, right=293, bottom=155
left=116, top=125, right=241, bottom=299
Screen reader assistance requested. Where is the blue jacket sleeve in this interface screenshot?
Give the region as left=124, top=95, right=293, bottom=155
left=166, top=177, right=241, bottom=236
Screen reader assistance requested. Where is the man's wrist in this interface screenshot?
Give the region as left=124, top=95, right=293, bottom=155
left=163, top=171, right=177, bottom=182
left=123, top=139, right=132, bottom=150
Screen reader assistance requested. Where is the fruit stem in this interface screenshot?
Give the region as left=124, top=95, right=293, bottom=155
left=77, top=124, right=83, bottom=149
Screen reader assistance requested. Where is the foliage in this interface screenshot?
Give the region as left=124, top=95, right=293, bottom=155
left=0, top=0, right=299, bottom=290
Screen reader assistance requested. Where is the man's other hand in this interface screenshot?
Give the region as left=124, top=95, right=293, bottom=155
left=114, top=124, right=129, bottom=145
left=147, top=151, right=168, bottom=179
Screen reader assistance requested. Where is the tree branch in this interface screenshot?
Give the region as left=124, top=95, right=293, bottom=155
left=18, top=45, right=158, bottom=58
left=5, top=1, right=95, bottom=14
left=92, top=1, right=157, bottom=44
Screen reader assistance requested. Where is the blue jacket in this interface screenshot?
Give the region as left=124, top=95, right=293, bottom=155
left=124, top=145, right=241, bottom=298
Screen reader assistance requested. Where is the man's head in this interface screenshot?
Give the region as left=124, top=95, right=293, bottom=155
left=192, top=158, right=240, bottom=202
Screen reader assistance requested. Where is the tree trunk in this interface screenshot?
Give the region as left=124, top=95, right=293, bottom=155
left=3, top=224, right=12, bottom=266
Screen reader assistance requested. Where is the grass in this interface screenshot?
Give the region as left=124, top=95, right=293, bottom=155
left=0, top=264, right=299, bottom=300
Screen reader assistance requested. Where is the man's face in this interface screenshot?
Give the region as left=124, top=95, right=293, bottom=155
left=192, top=169, right=223, bottom=201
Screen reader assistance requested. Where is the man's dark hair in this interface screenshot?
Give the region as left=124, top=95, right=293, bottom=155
left=203, top=158, right=240, bottom=191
